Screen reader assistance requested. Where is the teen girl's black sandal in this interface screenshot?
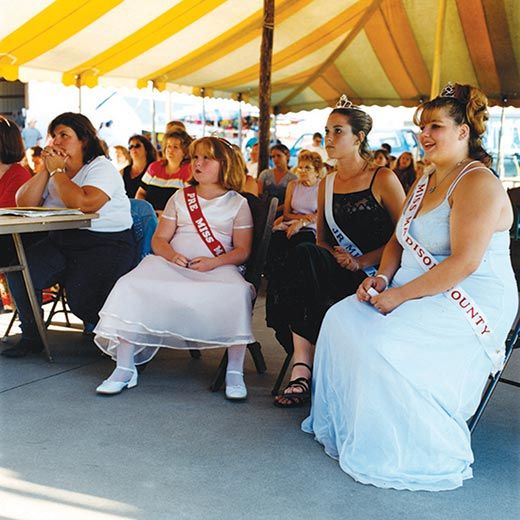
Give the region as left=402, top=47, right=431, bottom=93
left=273, top=362, right=312, bottom=408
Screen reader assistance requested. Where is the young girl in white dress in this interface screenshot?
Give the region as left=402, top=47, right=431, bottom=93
left=302, top=84, right=518, bottom=490
left=94, top=137, right=255, bottom=400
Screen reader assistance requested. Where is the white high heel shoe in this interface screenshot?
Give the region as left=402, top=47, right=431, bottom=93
left=225, top=370, right=247, bottom=400
left=96, top=367, right=138, bottom=395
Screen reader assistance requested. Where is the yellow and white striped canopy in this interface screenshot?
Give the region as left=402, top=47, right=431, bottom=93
left=1, top=0, right=518, bottom=111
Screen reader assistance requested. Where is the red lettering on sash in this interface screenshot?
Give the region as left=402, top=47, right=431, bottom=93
left=183, top=186, right=226, bottom=257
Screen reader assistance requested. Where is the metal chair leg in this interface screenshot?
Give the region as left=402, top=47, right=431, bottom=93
left=271, top=352, right=293, bottom=396
left=210, top=350, right=228, bottom=392
left=60, top=291, right=71, bottom=327
left=2, top=309, right=18, bottom=341
left=247, top=341, right=266, bottom=373
left=44, top=293, right=61, bottom=328
left=468, top=324, right=520, bottom=433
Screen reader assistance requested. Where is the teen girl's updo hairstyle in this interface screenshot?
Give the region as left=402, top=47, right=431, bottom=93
left=161, top=130, right=193, bottom=166
left=48, top=112, right=105, bottom=164
left=330, top=95, right=373, bottom=161
left=413, top=83, right=491, bottom=167
left=189, top=137, right=244, bottom=192
left=0, top=116, right=25, bottom=163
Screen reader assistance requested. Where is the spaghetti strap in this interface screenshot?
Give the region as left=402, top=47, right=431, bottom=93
left=446, top=161, right=490, bottom=198
left=369, top=166, right=382, bottom=191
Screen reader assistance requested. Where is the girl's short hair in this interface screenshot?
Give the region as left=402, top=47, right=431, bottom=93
left=188, top=137, right=244, bottom=192
left=48, top=112, right=105, bottom=164
left=373, top=148, right=390, bottom=165
left=162, top=130, right=193, bottom=166
left=0, top=116, right=25, bottom=163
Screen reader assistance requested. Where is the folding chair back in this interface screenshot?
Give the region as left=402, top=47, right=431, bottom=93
left=243, top=193, right=279, bottom=294
left=209, top=194, right=278, bottom=391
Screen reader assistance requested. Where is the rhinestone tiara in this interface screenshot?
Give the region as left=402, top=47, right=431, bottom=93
left=334, top=94, right=363, bottom=111
left=439, top=82, right=456, bottom=98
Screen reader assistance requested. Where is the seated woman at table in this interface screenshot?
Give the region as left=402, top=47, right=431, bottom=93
left=94, top=137, right=255, bottom=400
left=135, top=131, right=193, bottom=214
left=258, top=144, right=297, bottom=215
left=302, top=84, right=518, bottom=491
left=273, top=97, right=405, bottom=406
left=2, top=112, right=135, bottom=358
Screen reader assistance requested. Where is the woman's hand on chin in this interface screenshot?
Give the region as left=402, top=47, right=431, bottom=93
left=43, top=146, right=67, bottom=173
left=188, top=256, right=217, bottom=272
left=370, top=288, right=405, bottom=315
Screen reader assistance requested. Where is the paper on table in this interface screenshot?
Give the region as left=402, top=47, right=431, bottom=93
left=0, top=207, right=84, bottom=218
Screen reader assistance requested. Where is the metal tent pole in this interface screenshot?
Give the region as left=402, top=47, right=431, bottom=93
left=497, top=105, right=506, bottom=179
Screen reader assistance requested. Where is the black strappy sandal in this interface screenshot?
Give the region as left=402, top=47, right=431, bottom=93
left=273, top=362, right=312, bottom=408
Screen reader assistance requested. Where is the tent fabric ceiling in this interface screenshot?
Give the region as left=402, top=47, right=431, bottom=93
left=0, top=0, right=518, bottom=111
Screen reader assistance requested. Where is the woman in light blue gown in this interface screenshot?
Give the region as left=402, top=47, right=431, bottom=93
left=302, top=84, right=518, bottom=491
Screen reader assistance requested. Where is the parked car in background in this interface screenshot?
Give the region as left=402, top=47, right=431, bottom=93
left=368, top=129, right=421, bottom=159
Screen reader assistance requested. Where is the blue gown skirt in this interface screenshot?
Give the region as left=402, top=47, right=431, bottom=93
left=302, top=247, right=517, bottom=491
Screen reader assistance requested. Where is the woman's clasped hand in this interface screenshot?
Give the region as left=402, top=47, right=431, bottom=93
left=356, top=275, right=405, bottom=314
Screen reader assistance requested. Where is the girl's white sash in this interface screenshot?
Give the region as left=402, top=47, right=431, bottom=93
left=401, top=167, right=502, bottom=372
left=324, top=173, right=377, bottom=276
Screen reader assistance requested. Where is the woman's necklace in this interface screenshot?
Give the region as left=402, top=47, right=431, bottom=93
left=337, top=159, right=367, bottom=181
left=428, top=159, right=467, bottom=194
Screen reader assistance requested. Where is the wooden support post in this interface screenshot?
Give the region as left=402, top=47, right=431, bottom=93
left=237, top=92, right=243, bottom=149
left=258, top=0, right=274, bottom=174
left=430, top=0, right=447, bottom=99
left=76, top=75, right=82, bottom=113
left=150, top=81, right=157, bottom=148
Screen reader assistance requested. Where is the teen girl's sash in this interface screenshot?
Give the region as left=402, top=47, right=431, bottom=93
left=324, top=172, right=377, bottom=276
left=401, top=162, right=502, bottom=372
left=183, top=186, right=225, bottom=257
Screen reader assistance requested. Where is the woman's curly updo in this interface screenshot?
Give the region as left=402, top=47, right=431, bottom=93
left=414, top=83, right=491, bottom=167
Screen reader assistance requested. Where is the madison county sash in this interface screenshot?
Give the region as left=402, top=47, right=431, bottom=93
left=183, top=186, right=225, bottom=257
left=401, top=164, right=503, bottom=371
left=324, top=172, right=377, bottom=276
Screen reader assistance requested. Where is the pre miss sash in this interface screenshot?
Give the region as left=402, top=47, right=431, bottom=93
left=324, top=172, right=377, bottom=276
left=401, top=163, right=503, bottom=372
left=183, top=186, right=225, bottom=257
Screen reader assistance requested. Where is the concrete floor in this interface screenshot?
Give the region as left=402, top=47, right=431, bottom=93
left=0, top=295, right=519, bottom=520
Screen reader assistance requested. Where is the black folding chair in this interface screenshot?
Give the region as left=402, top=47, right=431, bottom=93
left=468, top=311, right=520, bottom=433
left=468, top=201, right=520, bottom=432
left=209, top=195, right=278, bottom=392
left=1, top=284, right=73, bottom=342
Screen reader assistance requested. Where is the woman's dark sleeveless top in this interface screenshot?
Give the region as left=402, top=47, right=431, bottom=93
left=329, top=169, right=394, bottom=253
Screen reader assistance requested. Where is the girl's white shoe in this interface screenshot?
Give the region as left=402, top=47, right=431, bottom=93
left=96, top=367, right=138, bottom=395
left=225, top=370, right=247, bottom=400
